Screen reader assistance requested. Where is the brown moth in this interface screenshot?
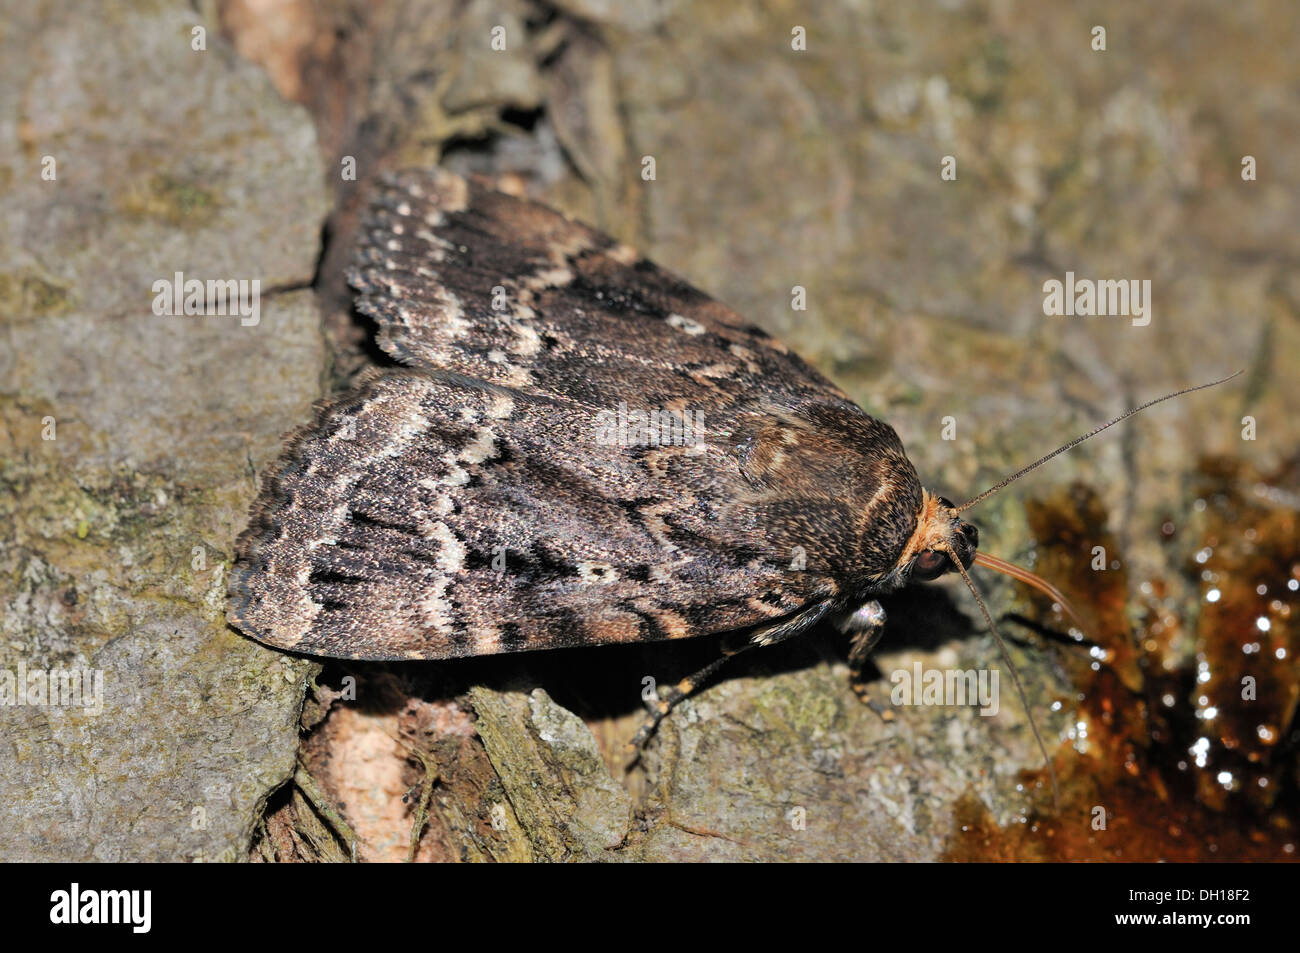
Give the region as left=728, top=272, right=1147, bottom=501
left=227, top=168, right=1235, bottom=790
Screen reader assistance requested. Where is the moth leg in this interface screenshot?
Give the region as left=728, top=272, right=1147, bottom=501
left=749, top=598, right=835, bottom=648
left=840, top=600, right=895, bottom=720
left=628, top=637, right=754, bottom=753
left=843, top=600, right=887, bottom=666
left=628, top=600, right=833, bottom=754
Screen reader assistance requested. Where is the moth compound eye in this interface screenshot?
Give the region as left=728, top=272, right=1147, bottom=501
left=912, top=549, right=949, bottom=580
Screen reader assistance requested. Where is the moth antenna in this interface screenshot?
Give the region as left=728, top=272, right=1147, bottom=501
left=954, top=371, right=1242, bottom=513
left=944, top=546, right=1061, bottom=810
left=973, top=551, right=1088, bottom=636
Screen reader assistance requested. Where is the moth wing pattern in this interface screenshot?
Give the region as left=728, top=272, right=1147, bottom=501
left=229, top=170, right=925, bottom=660
left=229, top=370, right=847, bottom=659
left=347, top=168, right=854, bottom=413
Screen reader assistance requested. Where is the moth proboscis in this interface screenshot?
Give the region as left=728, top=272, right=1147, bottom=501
left=226, top=168, right=1239, bottom=807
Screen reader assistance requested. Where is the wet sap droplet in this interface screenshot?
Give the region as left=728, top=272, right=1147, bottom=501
left=941, top=461, right=1299, bottom=860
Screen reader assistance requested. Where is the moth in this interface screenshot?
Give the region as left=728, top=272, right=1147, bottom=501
left=227, top=168, right=1234, bottom=793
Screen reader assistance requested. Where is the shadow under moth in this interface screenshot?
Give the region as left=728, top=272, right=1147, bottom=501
left=227, top=168, right=1235, bottom=799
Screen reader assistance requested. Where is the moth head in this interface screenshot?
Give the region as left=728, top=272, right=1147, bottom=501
left=898, top=491, right=977, bottom=583
left=899, top=488, right=1082, bottom=631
